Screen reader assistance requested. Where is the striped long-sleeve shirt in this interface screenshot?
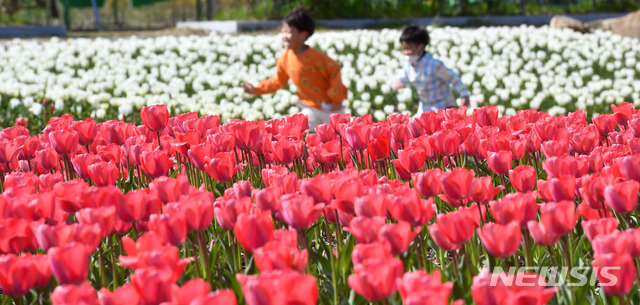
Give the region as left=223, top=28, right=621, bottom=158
left=396, top=52, right=470, bottom=113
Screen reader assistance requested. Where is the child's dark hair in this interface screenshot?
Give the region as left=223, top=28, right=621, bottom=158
left=399, top=25, right=430, bottom=46
left=284, top=6, right=315, bottom=38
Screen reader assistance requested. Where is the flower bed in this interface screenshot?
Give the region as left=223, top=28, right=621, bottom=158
left=0, top=103, right=639, bottom=304
left=2, top=26, right=640, bottom=131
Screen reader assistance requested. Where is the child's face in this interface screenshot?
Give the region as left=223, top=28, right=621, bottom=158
left=281, top=22, right=308, bottom=51
left=401, top=42, right=424, bottom=56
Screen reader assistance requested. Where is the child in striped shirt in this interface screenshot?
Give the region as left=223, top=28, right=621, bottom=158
left=392, top=25, right=470, bottom=114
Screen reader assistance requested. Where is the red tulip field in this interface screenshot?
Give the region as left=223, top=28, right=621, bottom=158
left=2, top=103, right=640, bottom=305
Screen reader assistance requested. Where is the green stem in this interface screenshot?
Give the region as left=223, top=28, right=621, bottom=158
left=323, top=219, right=339, bottom=305
left=109, top=236, right=119, bottom=289
left=197, top=231, right=212, bottom=285
left=620, top=295, right=629, bottom=305
left=419, top=229, right=429, bottom=271
left=98, top=242, right=107, bottom=288
left=523, top=230, right=533, bottom=267
left=188, top=233, right=202, bottom=279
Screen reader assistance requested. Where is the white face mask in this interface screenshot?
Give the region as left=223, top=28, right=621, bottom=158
left=407, top=55, right=421, bottom=65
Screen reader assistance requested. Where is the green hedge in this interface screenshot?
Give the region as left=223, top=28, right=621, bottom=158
left=64, top=0, right=105, bottom=8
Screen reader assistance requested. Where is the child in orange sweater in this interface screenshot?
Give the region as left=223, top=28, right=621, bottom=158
left=242, top=6, right=348, bottom=132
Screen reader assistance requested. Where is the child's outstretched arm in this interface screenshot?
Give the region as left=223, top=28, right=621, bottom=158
left=243, top=56, right=289, bottom=95
left=435, top=61, right=470, bottom=106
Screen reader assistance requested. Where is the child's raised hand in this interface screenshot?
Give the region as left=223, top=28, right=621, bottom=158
left=242, top=83, right=255, bottom=94
left=391, top=80, right=405, bottom=92
left=460, top=96, right=470, bottom=107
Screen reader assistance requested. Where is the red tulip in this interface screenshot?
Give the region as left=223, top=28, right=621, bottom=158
left=570, top=129, right=599, bottom=154
left=1, top=125, right=29, bottom=140
left=118, top=188, right=162, bottom=222
left=315, top=124, right=337, bottom=142
left=440, top=167, right=474, bottom=201
left=592, top=231, right=630, bottom=257
left=344, top=123, right=371, bottom=151
left=35, top=147, right=59, bottom=171
left=188, top=142, right=216, bottom=171
left=234, top=212, right=273, bottom=252
left=577, top=201, right=608, bottom=221
left=36, top=223, right=101, bottom=252
left=170, top=278, right=211, bottom=305
left=72, top=118, right=97, bottom=146
left=87, top=161, right=119, bottom=186
left=345, top=216, right=386, bottom=244
left=508, top=165, right=536, bottom=192
left=255, top=229, right=308, bottom=272
left=535, top=179, right=554, bottom=202
left=209, top=132, right=236, bottom=152
left=273, top=139, right=303, bottom=165
left=397, top=146, right=426, bottom=173
left=467, top=176, right=503, bottom=205
left=48, top=129, right=79, bottom=155
left=191, top=290, right=237, bottom=305
left=474, top=106, right=498, bottom=127
left=604, top=180, right=639, bottom=214
left=149, top=174, right=192, bottom=204
left=99, top=284, right=141, bottom=305
left=582, top=217, right=620, bottom=242
left=378, top=221, right=420, bottom=255
left=300, top=175, right=333, bottom=204
left=477, top=221, right=521, bottom=258
left=215, top=196, right=252, bottom=231
left=508, top=138, right=526, bottom=160
left=432, top=209, right=476, bottom=245
left=592, top=114, right=617, bottom=136
left=541, top=139, right=569, bottom=159
left=48, top=243, right=90, bottom=285
left=205, top=152, right=238, bottom=183
left=149, top=212, right=187, bottom=246
left=397, top=270, right=453, bottom=305
left=487, top=150, right=512, bottom=175
left=166, top=191, right=214, bottom=232
left=592, top=253, right=636, bottom=296
left=16, top=135, right=40, bottom=161
left=140, top=150, right=173, bottom=178
left=548, top=175, right=576, bottom=201
left=367, top=136, right=390, bottom=161
left=14, top=117, right=28, bottom=127
left=389, top=191, right=435, bottom=226
left=230, top=120, right=260, bottom=149
left=354, top=193, right=389, bottom=218
left=70, top=154, right=96, bottom=180
left=131, top=267, right=173, bottom=305
left=471, top=268, right=557, bottom=305
left=540, top=200, right=577, bottom=236
left=429, top=130, right=461, bottom=156
left=76, top=206, right=116, bottom=238
left=51, top=282, right=98, bottom=305
left=237, top=271, right=318, bottom=305
left=348, top=257, right=404, bottom=301
left=280, top=193, right=324, bottom=229
left=0, top=138, right=18, bottom=164
left=412, top=168, right=442, bottom=198
left=352, top=242, right=393, bottom=266
left=489, top=192, right=538, bottom=228
left=0, top=254, right=43, bottom=297
left=140, top=104, right=170, bottom=132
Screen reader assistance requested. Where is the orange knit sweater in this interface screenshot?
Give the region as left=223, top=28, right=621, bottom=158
left=254, top=47, right=348, bottom=109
